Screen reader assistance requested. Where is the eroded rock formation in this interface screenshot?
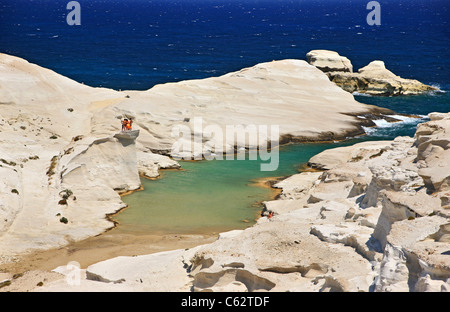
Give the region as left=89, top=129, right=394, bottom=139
left=307, top=50, right=439, bottom=96
left=38, top=113, right=450, bottom=292
left=0, top=52, right=397, bottom=260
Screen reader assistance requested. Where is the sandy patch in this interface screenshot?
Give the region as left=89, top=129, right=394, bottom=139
left=0, top=231, right=217, bottom=292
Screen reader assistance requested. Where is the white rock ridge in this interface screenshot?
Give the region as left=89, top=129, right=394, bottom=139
left=0, top=54, right=171, bottom=260
left=36, top=113, right=450, bottom=292
left=0, top=52, right=399, bottom=261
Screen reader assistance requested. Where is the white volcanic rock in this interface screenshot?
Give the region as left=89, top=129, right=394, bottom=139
left=272, top=171, right=322, bottom=200
left=32, top=249, right=198, bottom=292
left=0, top=54, right=150, bottom=258
left=37, top=113, right=450, bottom=292
left=137, top=151, right=180, bottom=179
left=306, top=50, right=439, bottom=96
left=354, top=61, right=439, bottom=96
left=307, top=140, right=393, bottom=170
left=92, top=58, right=396, bottom=157
left=60, top=133, right=141, bottom=193
left=414, top=113, right=450, bottom=192
left=189, top=114, right=450, bottom=292
left=85, top=249, right=197, bottom=291
left=376, top=215, right=450, bottom=292
left=0, top=132, right=141, bottom=259
left=0, top=52, right=396, bottom=260
left=306, top=50, right=353, bottom=73
left=2, top=53, right=448, bottom=293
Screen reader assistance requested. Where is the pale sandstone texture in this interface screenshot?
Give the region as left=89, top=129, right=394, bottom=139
left=307, top=50, right=439, bottom=96
left=306, top=50, right=353, bottom=73
left=36, top=114, right=450, bottom=292
left=0, top=53, right=393, bottom=261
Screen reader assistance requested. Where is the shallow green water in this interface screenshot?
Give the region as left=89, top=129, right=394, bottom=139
left=114, top=138, right=374, bottom=235
left=114, top=95, right=432, bottom=235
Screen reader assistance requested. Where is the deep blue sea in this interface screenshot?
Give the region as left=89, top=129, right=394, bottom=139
left=1, top=0, right=449, bottom=132
left=1, top=0, right=449, bottom=233
left=1, top=0, right=448, bottom=91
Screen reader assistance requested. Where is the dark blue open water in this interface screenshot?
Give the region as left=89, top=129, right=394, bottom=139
left=1, top=0, right=449, bottom=92
left=1, top=0, right=449, bottom=233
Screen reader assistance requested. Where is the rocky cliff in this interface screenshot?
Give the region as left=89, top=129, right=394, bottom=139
left=38, top=113, right=449, bottom=292
left=0, top=130, right=143, bottom=260
left=1, top=52, right=447, bottom=292
left=307, top=50, right=439, bottom=96
left=0, top=52, right=402, bottom=261
left=0, top=54, right=176, bottom=260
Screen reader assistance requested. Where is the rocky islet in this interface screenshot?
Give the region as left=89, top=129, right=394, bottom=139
left=307, top=49, right=439, bottom=96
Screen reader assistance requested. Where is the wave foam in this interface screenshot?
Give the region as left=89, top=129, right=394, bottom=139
left=429, top=83, right=446, bottom=92
left=362, top=114, right=427, bottom=135
left=352, top=91, right=372, bottom=97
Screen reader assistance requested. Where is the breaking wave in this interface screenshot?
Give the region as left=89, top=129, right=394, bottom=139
left=362, top=114, right=428, bottom=137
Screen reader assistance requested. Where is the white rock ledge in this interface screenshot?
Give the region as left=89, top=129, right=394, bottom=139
left=35, top=113, right=450, bottom=292
left=0, top=53, right=447, bottom=292
left=0, top=52, right=398, bottom=261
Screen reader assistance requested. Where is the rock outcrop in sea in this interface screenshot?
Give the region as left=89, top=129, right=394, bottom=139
left=307, top=50, right=439, bottom=96
left=36, top=113, right=450, bottom=292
